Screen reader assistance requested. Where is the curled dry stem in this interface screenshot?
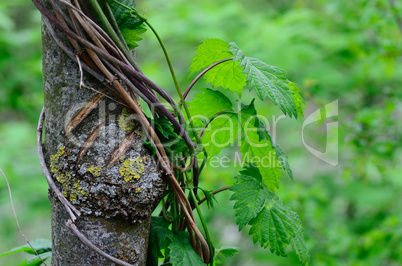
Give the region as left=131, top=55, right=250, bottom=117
left=34, top=0, right=211, bottom=262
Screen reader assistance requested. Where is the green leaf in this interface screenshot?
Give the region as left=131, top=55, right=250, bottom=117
left=0, top=239, right=52, bottom=258
left=190, top=39, right=246, bottom=96
left=17, top=251, right=52, bottom=266
left=168, top=231, right=206, bottom=266
left=214, top=246, right=239, bottom=258
left=149, top=217, right=206, bottom=266
left=230, top=166, right=309, bottom=264
left=240, top=132, right=281, bottom=193
left=108, top=0, right=143, bottom=29
left=288, top=82, right=305, bottom=117
left=107, top=0, right=147, bottom=49
left=238, top=99, right=293, bottom=182
left=153, top=117, right=180, bottom=140
left=188, top=89, right=239, bottom=156
left=188, top=88, right=234, bottom=119
left=202, top=112, right=239, bottom=156
left=272, top=142, right=293, bottom=181
left=148, top=117, right=188, bottom=159
left=120, top=27, right=146, bottom=49
left=200, top=188, right=218, bottom=209
left=190, top=39, right=233, bottom=74
left=229, top=164, right=267, bottom=230
left=239, top=103, right=282, bottom=192
left=149, top=216, right=174, bottom=254
left=203, top=60, right=246, bottom=97
left=229, top=42, right=300, bottom=118
left=251, top=115, right=294, bottom=181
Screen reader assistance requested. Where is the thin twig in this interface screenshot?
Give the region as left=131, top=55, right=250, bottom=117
left=100, top=57, right=154, bottom=105
left=196, top=186, right=231, bottom=207
left=43, top=17, right=128, bottom=107
left=172, top=156, right=194, bottom=172
left=42, top=17, right=104, bottom=81
left=59, top=0, right=128, bottom=64
left=0, top=169, right=48, bottom=266
left=182, top=58, right=233, bottom=101
left=198, top=111, right=237, bottom=139
left=39, top=0, right=188, bottom=131
left=76, top=54, right=129, bottom=107
left=76, top=121, right=104, bottom=163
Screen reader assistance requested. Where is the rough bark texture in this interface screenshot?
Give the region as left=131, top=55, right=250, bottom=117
left=41, top=2, right=166, bottom=265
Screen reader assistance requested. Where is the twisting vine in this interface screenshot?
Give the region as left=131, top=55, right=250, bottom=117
left=32, top=0, right=310, bottom=265
left=34, top=0, right=211, bottom=263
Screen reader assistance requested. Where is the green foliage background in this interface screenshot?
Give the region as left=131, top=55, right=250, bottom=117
left=0, top=0, right=401, bottom=265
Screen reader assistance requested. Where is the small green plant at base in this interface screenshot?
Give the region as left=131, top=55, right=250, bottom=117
left=0, top=239, right=52, bottom=266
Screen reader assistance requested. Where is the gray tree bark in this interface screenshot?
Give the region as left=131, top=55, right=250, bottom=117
left=40, top=2, right=166, bottom=265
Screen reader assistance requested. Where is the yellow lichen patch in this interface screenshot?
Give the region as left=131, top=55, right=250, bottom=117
left=50, top=146, right=65, bottom=174
left=56, top=172, right=72, bottom=184
left=86, top=166, right=101, bottom=177
left=118, top=108, right=136, bottom=132
left=63, top=179, right=89, bottom=202
left=57, top=146, right=65, bottom=156
left=119, top=157, right=145, bottom=182
left=134, top=128, right=142, bottom=137
left=69, top=191, right=77, bottom=202
left=56, top=174, right=65, bottom=184
left=80, top=189, right=89, bottom=197
left=75, top=180, right=89, bottom=197
left=55, top=170, right=88, bottom=201
left=135, top=187, right=142, bottom=194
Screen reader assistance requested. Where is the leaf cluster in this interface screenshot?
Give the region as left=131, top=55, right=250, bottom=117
left=148, top=217, right=206, bottom=266
left=106, top=0, right=147, bottom=49
left=29, top=1, right=310, bottom=265
left=230, top=164, right=309, bottom=264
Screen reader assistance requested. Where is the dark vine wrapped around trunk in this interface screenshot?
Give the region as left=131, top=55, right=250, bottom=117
left=34, top=0, right=310, bottom=264
left=34, top=0, right=212, bottom=263
left=40, top=1, right=166, bottom=264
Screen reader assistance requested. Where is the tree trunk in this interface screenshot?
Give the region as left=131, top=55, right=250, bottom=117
left=40, top=2, right=166, bottom=264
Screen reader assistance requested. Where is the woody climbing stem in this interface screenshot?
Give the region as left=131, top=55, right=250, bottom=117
left=38, top=0, right=167, bottom=264
left=33, top=0, right=310, bottom=265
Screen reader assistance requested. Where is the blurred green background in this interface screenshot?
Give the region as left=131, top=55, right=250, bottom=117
left=1, top=0, right=401, bottom=265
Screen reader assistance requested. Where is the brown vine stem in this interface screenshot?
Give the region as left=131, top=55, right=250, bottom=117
left=42, top=17, right=130, bottom=108
left=198, top=111, right=237, bottom=139
left=34, top=0, right=210, bottom=262
left=37, top=0, right=194, bottom=148
left=182, top=57, right=233, bottom=101
left=196, top=186, right=231, bottom=207
left=0, top=168, right=48, bottom=266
